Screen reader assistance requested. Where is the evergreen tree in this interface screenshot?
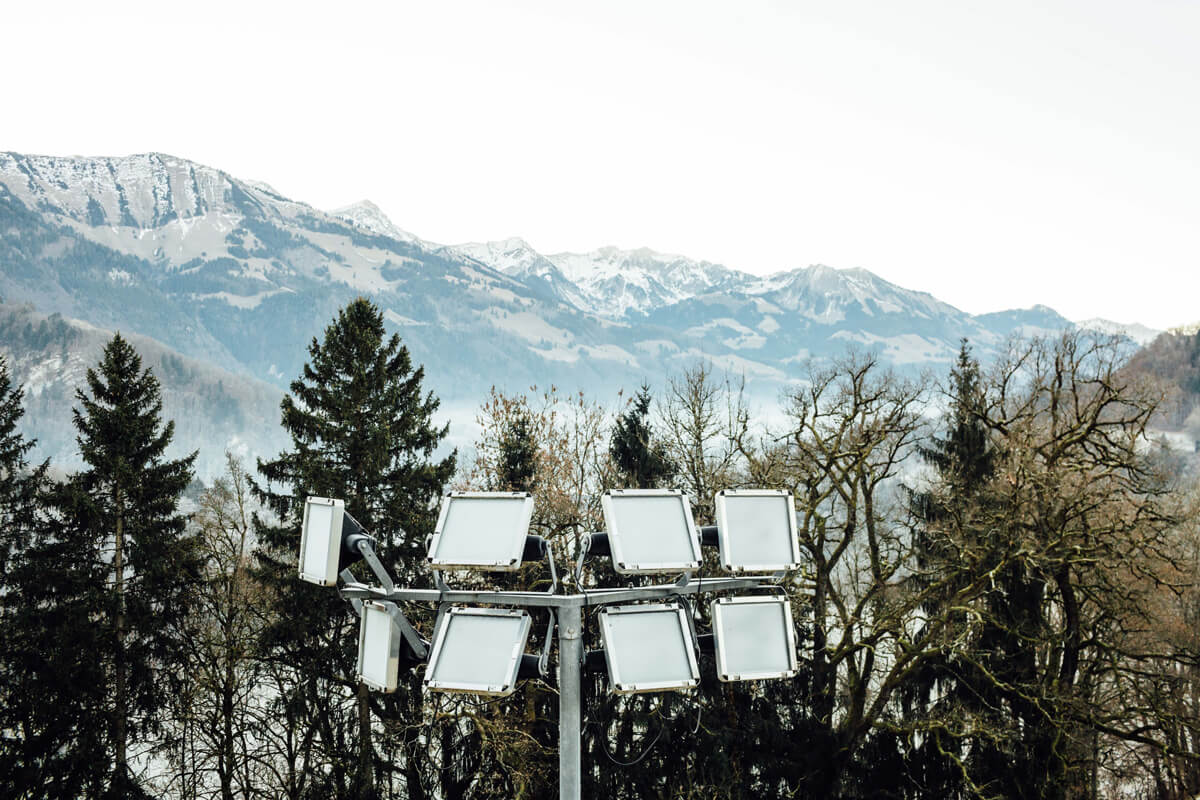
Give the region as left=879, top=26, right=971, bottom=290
left=4, top=334, right=199, bottom=799
left=0, top=356, right=58, bottom=798
left=609, top=385, right=674, bottom=489
left=0, top=354, right=46, bottom=580
left=495, top=408, right=537, bottom=492
left=254, top=297, right=455, bottom=800
left=905, top=340, right=1059, bottom=799
left=902, top=340, right=994, bottom=797
left=79, top=334, right=200, bottom=796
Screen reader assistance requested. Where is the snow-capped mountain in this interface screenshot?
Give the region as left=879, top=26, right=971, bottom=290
left=0, top=150, right=1137, bottom=470
left=453, top=238, right=592, bottom=312
left=449, top=241, right=755, bottom=319
left=458, top=239, right=1076, bottom=369
left=331, top=199, right=422, bottom=244
left=0, top=150, right=616, bottom=393
left=544, top=246, right=756, bottom=318
left=1074, top=318, right=1163, bottom=347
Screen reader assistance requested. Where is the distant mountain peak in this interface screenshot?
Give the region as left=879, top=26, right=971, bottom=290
left=1074, top=318, right=1162, bottom=346
left=330, top=199, right=417, bottom=242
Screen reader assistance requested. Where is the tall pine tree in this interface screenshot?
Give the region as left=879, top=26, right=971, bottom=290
left=0, top=355, right=57, bottom=798
left=902, top=340, right=994, bottom=798
left=254, top=297, right=455, bottom=800
left=5, top=334, right=199, bottom=799
left=78, top=334, right=200, bottom=797
left=904, top=340, right=1058, bottom=799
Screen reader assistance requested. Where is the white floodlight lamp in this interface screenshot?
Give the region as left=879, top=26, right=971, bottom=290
left=423, top=607, right=533, bottom=696
left=714, top=490, right=801, bottom=573
left=710, top=596, right=798, bottom=682
left=357, top=601, right=403, bottom=692
left=356, top=601, right=429, bottom=693
left=427, top=492, right=535, bottom=571
left=299, top=496, right=368, bottom=586
left=598, top=603, right=700, bottom=694
left=600, top=489, right=701, bottom=574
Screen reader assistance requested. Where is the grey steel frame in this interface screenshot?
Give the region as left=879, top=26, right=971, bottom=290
left=338, top=572, right=778, bottom=800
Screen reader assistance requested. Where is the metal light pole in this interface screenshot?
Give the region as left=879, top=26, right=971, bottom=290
left=557, top=603, right=584, bottom=800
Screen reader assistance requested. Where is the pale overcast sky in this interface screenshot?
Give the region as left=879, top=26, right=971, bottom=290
left=4, top=0, right=1197, bottom=329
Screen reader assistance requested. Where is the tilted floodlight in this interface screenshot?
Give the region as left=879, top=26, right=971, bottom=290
left=423, top=607, right=533, bottom=696
left=713, top=490, right=802, bottom=573
left=598, top=603, right=700, bottom=694
left=710, top=596, right=798, bottom=682
left=356, top=601, right=429, bottom=693
left=427, top=492, right=536, bottom=571
left=599, top=489, right=701, bottom=575
left=299, top=496, right=371, bottom=586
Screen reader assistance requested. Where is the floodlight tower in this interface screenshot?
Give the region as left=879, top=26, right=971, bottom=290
left=300, top=488, right=809, bottom=800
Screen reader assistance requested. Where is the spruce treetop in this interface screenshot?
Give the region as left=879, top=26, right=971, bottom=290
left=72, top=332, right=188, bottom=489
left=610, top=384, right=674, bottom=489
left=0, top=356, right=36, bottom=481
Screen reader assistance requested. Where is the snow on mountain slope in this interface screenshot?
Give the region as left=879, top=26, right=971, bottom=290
left=0, top=149, right=1098, bottom=433
left=455, top=238, right=549, bottom=275
left=747, top=265, right=960, bottom=325
left=545, top=246, right=755, bottom=317
left=2, top=152, right=727, bottom=408
left=1074, top=318, right=1162, bottom=346
left=331, top=199, right=422, bottom=244
left=468, top=241, right=965, bottom=333
left=0, top=151, right=463, bottom=295
left=453, top=238, right=592, bottom=312
left=0, top=151, right=238, bottom=227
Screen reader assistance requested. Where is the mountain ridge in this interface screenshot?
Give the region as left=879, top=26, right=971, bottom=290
left=0, top=150, right=1160, bottom=475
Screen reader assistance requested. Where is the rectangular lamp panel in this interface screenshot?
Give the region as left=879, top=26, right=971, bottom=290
left=357, top=602, right=400, bottom=693
left=299, top=497, right=343, bottom=586
left=602, top=491, right=701, bottom=574
left=428, top=493, right=534, bottom=571
left=599, top=604, right=699, bottom=694
left=711, top=596, right=798, bottom=682
left=715, top=491, right=801, bottom=573
left=424, top=608, right=532, bottom=696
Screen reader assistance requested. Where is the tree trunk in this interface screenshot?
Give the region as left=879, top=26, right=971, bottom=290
left=358, top=682, right=375, bottom=799
left=113, top=492, right=128, bottom=787
left=220, top=667, right=235, bottom=800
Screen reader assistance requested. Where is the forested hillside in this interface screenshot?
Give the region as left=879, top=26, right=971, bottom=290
left=1123, top=328, right=1200, bottom=433
left=0, top=300, right=287, bottom=477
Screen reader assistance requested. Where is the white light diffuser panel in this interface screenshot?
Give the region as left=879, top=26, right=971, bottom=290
left=299, top=496, right=344, bottom=585
left=427, top=492, right=535, bottom=571
left=601, top=490, right=701, bottom=574
left=357, top=601, right=401, bottom=693
left=711, top=596, right=798, bottom=682
left=714, top=490, right=801, bottom=573
left=598, top=603, right=700, bottom=694
left=423, top=607, right=532, bottom=696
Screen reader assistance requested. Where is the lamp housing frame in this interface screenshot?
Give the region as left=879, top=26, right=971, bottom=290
left=597, top=602, right=700, bottom=694
left=299, top=496, right=345, bottom=586
left=422, top=606, right=533, bottom=696
left=710, top=595, right=799, bottom=682
left=426, top=491, right=536, bottom=572
left=600, top=489, right=702, bottom=575
left=713, top=489, right=802, bottom=574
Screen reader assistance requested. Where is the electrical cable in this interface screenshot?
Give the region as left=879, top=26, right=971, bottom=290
left=588, top=694, right=669, bottom=767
